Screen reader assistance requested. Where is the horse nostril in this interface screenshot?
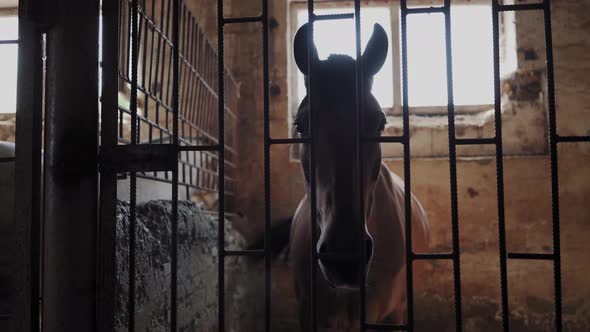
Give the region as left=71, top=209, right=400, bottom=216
left=365, top=238, right=373, bottom=263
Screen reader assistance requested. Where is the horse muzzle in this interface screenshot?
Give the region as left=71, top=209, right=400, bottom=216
left=317, top=236, right=373, bottom=289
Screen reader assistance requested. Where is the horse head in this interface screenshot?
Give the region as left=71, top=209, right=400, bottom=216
left=293, top=22, right=388, bottom=288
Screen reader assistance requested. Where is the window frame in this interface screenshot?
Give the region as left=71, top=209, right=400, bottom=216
left=288, top=0, right=500, bottom=120
left=0, top=7, right=19, bottom=115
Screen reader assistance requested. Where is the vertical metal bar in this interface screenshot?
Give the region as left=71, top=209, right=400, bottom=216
left=98, top=0, right=120, bottom=330
left=128, top=0, right=139, bottom=330
left=42, top=0, right=99, bottom=329
left=542, top=1, right=562, bottom=330
left=399, top=1, right=414, bottom=330
left=352, top=1, right=367, bottom=331
left=171, top=0, right=180, bottom=329
left=491, top=1, right=509, bottom=331
left=442, top=2, right=463, bottom=330
left=217, top=0, right=226, bottom=330
left=306, top=2, right=318, bottom=331
left=14, top=0, right=43, bottom=330
left=262, top=0, right=272, bottom=330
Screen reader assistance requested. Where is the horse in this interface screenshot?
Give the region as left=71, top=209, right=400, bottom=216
left=289, top=23, right=430, bottom=331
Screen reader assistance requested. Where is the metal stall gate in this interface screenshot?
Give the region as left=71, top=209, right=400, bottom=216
left=289, top=0, right=571, bottom=331
left=96, top=0, right=575, bottom=331
left=9, top=0, right=581, bottom=331
left=98, top=0, right=239, bottom=330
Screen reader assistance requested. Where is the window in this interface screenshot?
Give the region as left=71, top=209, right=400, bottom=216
left=0, top=15, right=18, bottom=114
left=288, top=1, right=532, bottom=158
left=291, top=2, right=515, bottom=112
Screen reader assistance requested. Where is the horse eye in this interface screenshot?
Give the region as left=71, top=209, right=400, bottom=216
left=295, top=120, right=306, bottom=135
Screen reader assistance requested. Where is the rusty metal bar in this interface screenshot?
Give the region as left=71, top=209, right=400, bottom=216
left=491, top=1, right=510, bottom=330
left=557, top=135, right=590, bottom=143
left=507, top=253, right=555, bottom=260
left=442, top=1, right=463, bottom=329
left=313, top=13, right=354, bottom=21
left=406, top=6, right=445, bottom=14
left=352, top=0, right=367, bottom=330
left=498, top=3, right=544, bottom=12
left=170, top=0, right=180, bottom=327
left=224, top=16, right=262, bottom=24
left=262, top=0, right=272, bottom=330
left=216, top=0, right=226, bottom=330
left=400, top=1, right=415, bottom=330
left=543, top=0, right=563, bottom=329
left=413, top=253, right=454, bottom=260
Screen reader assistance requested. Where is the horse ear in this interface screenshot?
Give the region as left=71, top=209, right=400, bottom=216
left=362, top=24, right=388, bottom=77
left=293, top=22, right=319, bottom=75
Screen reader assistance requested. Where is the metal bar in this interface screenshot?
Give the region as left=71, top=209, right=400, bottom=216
left=224, top=250, right=266, bottom=257
left=353, top=0, right=367, bottom=330
left=406, top=6, right=445, bottom=14
left=42, top=0, right=99, bottom=329
left=0, top=39, right=18, bottom=44
left=365, top=323, right=409, bottom=331
left=543, top=1, right=563, bottom=330
left=443, top=2, right=463, bottom=330
left=400, top=2, right=415, bottom=330
left=127, top=0, right=139, bottom=330
left=99, top=144, right=178, bottom=172
left=178, top=144, right=221, bottom=151
left=269, top=138, right=311, bottom=145
left=557, top=135, right=590, bottom=143
left=491, top=1, right=510, bottom=330
left=498, top=3, right=544, bottom=12
left=262, top=0, right=272, bottom=330
left=223, top=16, right=263, bottom=24
left=306, top=1, right=319, bottom=331
left=363, top=136, right=405, bottom=143
left=507, top=253, right=554, bottom=260
left=413, top=253, right=454, bottom=260
left=216, top=0, right=227, bottom=330
left=171, top=0, right=180, bottom=329
left=97, top=0, right=120, bottom=329
left=456, top=138, right=497, bottom=145
left=313, top=13, right=354, bottom=21
left=14, top=0, right=43, bottom=330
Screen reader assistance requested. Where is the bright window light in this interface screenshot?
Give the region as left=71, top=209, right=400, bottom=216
left=0, top=17, right=18, bottom=114
left=407, top=5, right=495, bottom=107
left=295, top=4, right=501, bottom=109
left=295, top=7, right=394, bottom=109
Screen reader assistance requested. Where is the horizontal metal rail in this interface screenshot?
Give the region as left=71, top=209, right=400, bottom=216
left=455, top=137, right=496, bottom=145
left=406, top=6, right=445, bottom=14
left=507, top=252, right=555, bottom=260
left=498, top=3, right=544, bottom=12
left=365, top=323, right=408, bottom=331
left=224, top=16, right=263, bottom=24
left=557, top=135, right=590, bottom=143
left=313, top=13, right=354, bottom=21
left=413, top=252, right=454, bottom=260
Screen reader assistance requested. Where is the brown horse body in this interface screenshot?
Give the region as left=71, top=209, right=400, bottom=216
left=290, top=164, right=429, bottom=330
left=288, top=22, right=429, bottom=330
